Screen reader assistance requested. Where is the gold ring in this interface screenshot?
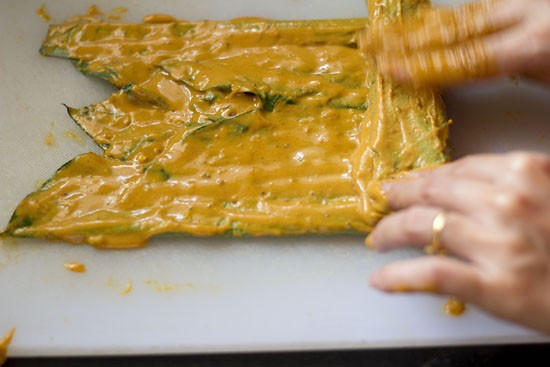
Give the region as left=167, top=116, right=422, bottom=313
left=425, top=212, right=446, bottom=255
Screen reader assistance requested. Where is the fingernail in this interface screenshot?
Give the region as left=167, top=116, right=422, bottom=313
left=381, top=182, right=393, bottom=194
left=365, top=235, right=375, bottom=249
left=403, top=170, right=420, bottom=179
left=391, top=66, right=410, bottom=83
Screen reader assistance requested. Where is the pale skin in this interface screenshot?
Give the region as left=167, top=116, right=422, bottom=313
left=367, top=0, right=550, bottom=333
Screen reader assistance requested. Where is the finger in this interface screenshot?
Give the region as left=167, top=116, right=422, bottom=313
left=504, top=152, right=550, bottom=199
left=484, top=19, right=550, bottom=79
left=383, top=176, right=497, bottom=214
left=403, top=154, right=507, bottom=184
left=369, top=0, right=519, bottom=53
left=378, top=10, right=549, bottom=86
left=368, top=206, right=490, bottom=261
left=377, top=38, right=498, bottom=85
left=370, top=256, right=483, bottom=303
left=383, top=174, right=546, bottom=228
left=404, top=153, right=534, bottom=183
left=405, top=152, right=550, bottom=197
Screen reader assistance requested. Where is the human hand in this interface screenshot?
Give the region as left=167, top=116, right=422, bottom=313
left=367, top=152, right=550, bottom=333
left=363, top=0, right=550, bottom=86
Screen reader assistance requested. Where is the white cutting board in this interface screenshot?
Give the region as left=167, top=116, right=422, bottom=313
left=1, top=0, right=549, bottom=357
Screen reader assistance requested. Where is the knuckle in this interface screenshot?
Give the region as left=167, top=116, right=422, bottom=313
left=531, top=21, right=549, bottom=49
left=401, top=208, right=427, bottom=241
left=493, top=190, right=531, bottom=213
left=544, top=157, right=550, bottom=176
left=491, top=229, right=531, bottom=259
left=449, top=159, right=471, bottom=175
left=508, top=152, right=544, bottom=176
left=492, top=276, right=528, bottom=316
left=442, top=213, right=460, bottom=240
left=508, top=152, right=532, bottom=174
left=424, top=260, right=453, bottom=291
left=419, top=179, right=442, bottom=203
left=505, top=232, right=529, bottom=255
left=426, top=261, right=446, bottom=281
left=461, top=271, right=484, bottom=301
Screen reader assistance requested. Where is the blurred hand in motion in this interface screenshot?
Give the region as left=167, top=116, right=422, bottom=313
left=367, top=152, right=550, bottom=333
left=362, top=0, right=550, bottom=85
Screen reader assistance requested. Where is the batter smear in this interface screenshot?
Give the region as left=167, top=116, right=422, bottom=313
left=1, top=0, right=449, bottom=248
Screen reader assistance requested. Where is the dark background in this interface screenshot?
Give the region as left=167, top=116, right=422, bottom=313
left=6, top=343, right=550, bottom=366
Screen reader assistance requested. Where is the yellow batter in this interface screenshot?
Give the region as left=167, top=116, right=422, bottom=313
left=1, top=0, right=449, bottom=248
left=64, top=261, right=87, bottom=273
left=0, top=328, right=15, bottom=366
